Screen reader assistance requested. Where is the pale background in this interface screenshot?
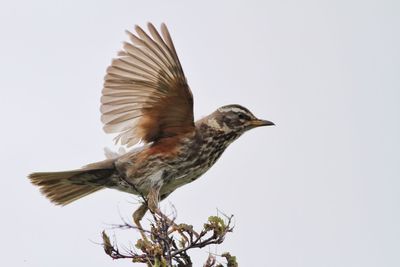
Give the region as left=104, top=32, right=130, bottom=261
left=1, top=0, right=399, bottom=266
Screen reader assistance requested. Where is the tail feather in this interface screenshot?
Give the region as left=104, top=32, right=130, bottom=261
left=29, top=169, right=112, bottom=206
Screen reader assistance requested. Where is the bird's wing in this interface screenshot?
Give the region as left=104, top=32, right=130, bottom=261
left=101, top=23, right=194, bottom=147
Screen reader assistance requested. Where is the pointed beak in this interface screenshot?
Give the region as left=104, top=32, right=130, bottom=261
left=250, top=119, right=275, bottom=127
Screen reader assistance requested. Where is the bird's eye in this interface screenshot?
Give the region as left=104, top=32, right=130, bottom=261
left=238, top=114, right=245, bottom=120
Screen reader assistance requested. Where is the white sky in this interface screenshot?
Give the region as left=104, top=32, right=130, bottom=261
left=1, top=0, right=399, bottom=266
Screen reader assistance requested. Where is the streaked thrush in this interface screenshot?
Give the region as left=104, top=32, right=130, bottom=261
left=29, top=23, right=274, bottom=233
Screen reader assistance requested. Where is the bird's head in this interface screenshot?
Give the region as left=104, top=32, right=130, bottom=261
left=205, top=104, right=274, bottom=135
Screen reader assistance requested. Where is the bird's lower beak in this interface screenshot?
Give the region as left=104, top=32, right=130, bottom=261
left=250, top=119, right=275, bottom=127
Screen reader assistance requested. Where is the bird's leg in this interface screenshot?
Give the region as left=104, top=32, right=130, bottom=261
left=147, top=187, right=177, bottom=226
left=133, top=203, right=148, bottom=241
left=147, top=186, right=162, bottom=216
left=147, top=188, right=198, bottom=240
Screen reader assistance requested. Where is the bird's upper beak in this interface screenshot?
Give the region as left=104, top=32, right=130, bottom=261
left=250, top=119, right=275, bottom=127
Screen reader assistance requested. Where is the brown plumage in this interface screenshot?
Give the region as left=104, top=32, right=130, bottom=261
left=102, top=23, right=194, bottom=146
left=29, top=23, right=274, bottom=232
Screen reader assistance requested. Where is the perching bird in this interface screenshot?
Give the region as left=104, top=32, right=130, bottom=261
left=29, top=23, right=274, bottom=232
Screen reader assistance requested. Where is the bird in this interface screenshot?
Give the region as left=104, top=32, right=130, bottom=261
left=29, top=23, right=274, bottom=233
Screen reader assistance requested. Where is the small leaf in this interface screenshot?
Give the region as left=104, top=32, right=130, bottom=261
left=221, top=252, right=238, bottom=267
left=101, top=231, right=113, bottom=256
left=204, top=216, right=227, bottom=235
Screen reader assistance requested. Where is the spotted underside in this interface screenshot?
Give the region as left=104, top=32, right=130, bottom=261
left=102, top=112, right=243, bottom=199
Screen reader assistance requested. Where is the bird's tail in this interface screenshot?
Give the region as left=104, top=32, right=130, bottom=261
left=29, top=162, right=115, bottom=206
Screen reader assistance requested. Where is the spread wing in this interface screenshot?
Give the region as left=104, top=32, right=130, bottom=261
left=101, top=23, right=194, bottom=147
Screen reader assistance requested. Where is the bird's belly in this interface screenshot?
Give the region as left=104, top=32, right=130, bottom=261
left=112, top=137, right=228, bottom=197
left=160, top=143, right=228, bottom=195
left=161, top=169, right=205, bottom=193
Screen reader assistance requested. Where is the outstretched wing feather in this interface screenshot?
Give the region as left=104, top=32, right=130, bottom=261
left=101, top=23, right=194, bottom=146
